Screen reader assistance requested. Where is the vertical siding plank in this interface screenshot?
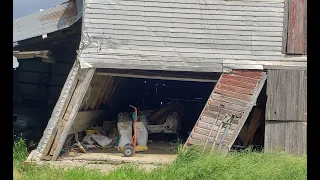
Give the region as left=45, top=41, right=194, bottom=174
left=265, top=121, right=306, bottom=155
left=303, top=0, right=307, bottom=54
left=287, top=0, right=307, bottom=54
left=266, top=69, right=307, bottom=121
left=282, top=0, right=289, bottom=54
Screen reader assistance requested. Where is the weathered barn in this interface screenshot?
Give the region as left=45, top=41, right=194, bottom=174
left=13, top=0, right=83, bottom=147
left=13, top=0, right=307, bottom=165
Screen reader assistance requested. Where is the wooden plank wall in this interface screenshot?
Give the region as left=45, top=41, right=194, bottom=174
left=265, top=121, right=306, bottom=155
left=266, top=69, right=307, bottom=121
left=79, top=74, right=116, bottom=111
left=287, top=0, right=307, bottom=54
left=265, top=69, right=307, bottom=155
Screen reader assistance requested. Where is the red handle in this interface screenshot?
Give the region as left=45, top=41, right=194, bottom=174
left=129, top=105, right=137, bottom=155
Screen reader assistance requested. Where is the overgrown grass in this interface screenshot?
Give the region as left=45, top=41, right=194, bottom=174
left=13, top=139, right=28, bottom=170
left=14, top=140, right=306, bottom=180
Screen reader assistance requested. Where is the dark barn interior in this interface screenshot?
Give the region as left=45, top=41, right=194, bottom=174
left=98, top=77, right=216, bottom=140
left=13, top=21, right=81, bottom=148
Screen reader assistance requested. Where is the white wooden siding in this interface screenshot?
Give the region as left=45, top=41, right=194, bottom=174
left=79, top=0, right=307, bottom=72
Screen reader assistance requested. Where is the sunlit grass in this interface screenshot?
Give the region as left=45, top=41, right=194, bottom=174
left=13, top=140, right=306, bottom=180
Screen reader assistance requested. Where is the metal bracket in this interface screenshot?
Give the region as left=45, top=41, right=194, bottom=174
left=218, top=114, right=236, bottom=150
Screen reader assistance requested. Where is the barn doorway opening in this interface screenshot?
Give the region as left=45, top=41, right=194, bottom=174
left=58, top=71, right=220, bottom=164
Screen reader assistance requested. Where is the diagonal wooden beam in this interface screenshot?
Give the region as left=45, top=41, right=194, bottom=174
left=51, top=67, right=96, bottom=160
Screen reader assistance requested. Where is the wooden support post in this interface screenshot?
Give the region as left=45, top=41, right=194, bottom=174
left=51, top=68, right=96, bottom=160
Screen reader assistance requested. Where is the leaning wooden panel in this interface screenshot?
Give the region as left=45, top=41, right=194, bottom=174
left=265, top=121, right=306, bottom=155
left=27, top=61, right=80, bottom=161
left=185, top=70, right=267, bottom=152
left=51, top=68, right=96, bottom=160
left=266, top=69, right=307, bottom=121
left=48, top=80, right=84, bottom=156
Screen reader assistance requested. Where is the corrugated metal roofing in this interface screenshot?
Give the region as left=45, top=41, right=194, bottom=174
left=185, top=70, right=267, bottom=152
left=13, top=0, right=83, bottom=43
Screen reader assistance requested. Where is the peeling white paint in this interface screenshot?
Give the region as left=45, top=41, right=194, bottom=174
left=13, top=56, right=19, bottom=69
left=79, top=59, right=93, bottom=68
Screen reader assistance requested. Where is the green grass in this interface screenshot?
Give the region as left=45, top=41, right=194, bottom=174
left=14, top=140, right=306, bottom=180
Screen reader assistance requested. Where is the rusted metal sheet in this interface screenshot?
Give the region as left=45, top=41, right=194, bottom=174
left=185, top=70, right=267, bottom=152
left=287, top=0, right=307, bottom=54
left=40, top=0, right=78, bottom=25
left=13, top=0, right=83, bottom=43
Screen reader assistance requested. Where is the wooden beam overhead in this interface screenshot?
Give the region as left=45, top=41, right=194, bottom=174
left=13, top=50, right=50, bottom=59
left=96, top=69, right=220, bottom=83
left=13, top=50, right=56, bottom=63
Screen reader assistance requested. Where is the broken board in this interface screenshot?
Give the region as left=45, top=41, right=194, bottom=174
left=185, top=70, right=267, bottom=152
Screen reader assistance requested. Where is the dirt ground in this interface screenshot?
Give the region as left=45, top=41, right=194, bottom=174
left=35, top=160, right=164, bottom=173
left=59, top=141, right=178, bottom=165
left=34, top=141, right=178, bottom=173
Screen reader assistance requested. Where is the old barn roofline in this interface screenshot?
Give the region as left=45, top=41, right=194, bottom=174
left=13, top=0, right=83, bottom=45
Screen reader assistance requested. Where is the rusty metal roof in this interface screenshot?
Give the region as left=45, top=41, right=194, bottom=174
left=13, top=0, right=83, bottom=44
